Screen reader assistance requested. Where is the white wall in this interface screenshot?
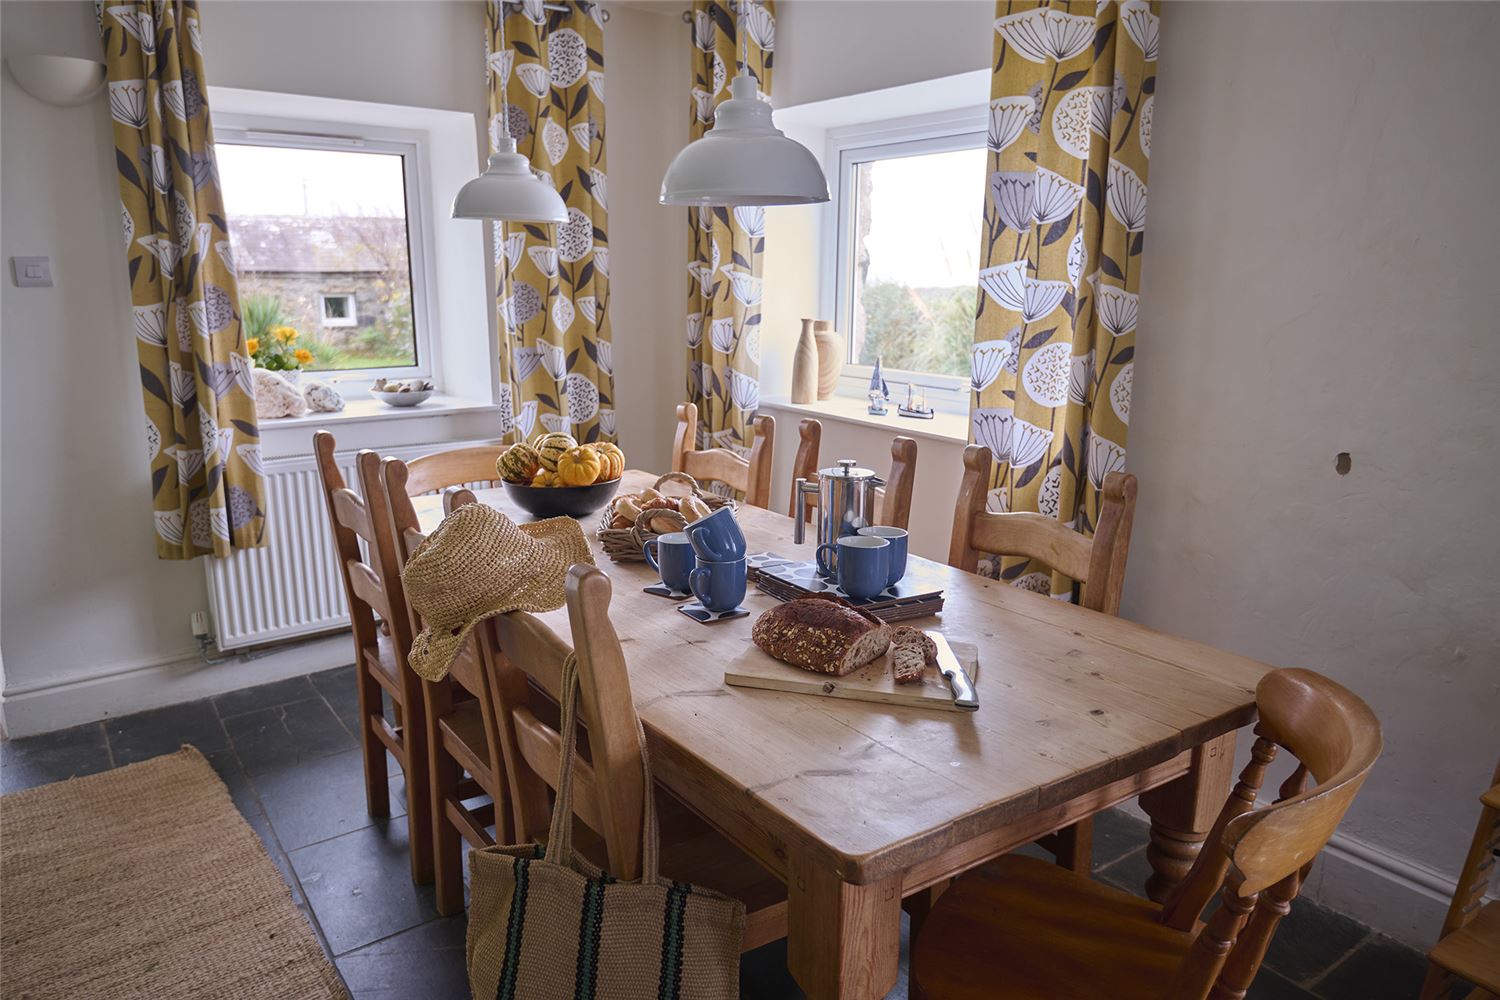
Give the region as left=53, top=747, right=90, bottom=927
left=0, top=0, right=685, bottom=730
left=756, top=0, right=1500, bottom=948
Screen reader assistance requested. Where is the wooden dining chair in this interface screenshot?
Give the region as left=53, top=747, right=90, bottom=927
left=670, top=401, right=775, bottom=509
left=312, top=430, right=431, bottom=883
left=381, top=461, right=507, bottom=916
left=401, top=444, right=506, bottom=496
left=788, top=417, right=917, bottom=530
left=910, top=667, right=1383, bottom=1000
left=1420, top=756, right=1500, bottom=999
left=482, top=563, right=789, bottom=951
left=947, top=443, right=1138, bottom=874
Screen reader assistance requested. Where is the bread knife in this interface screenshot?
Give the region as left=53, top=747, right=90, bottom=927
left=924, top=631, right=979, bottom=711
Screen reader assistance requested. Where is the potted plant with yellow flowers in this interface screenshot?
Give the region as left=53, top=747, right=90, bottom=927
left=248, top=324, right=314, bottom=384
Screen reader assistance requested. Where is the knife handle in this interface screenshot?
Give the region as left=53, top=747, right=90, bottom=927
left=946, top=669, right=979, bottom=711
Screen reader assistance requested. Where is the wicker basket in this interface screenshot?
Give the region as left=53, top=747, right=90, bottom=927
left=596, top=472, right=735, bottom=562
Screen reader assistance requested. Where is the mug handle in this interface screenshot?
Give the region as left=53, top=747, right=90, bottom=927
left=688, top=566, right=712, bottom=605
left=643, top=538, right=660, bottom=572
left=815, top=543, right=837, bottom=578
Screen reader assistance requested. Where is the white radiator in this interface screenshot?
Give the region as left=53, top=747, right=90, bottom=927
left=204, top=438, right=500, bottom=651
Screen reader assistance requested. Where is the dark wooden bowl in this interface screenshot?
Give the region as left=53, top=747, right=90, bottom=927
left=501, top=477, right=622, bottom=520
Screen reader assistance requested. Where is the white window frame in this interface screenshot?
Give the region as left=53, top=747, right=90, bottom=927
left=213, top=113, right=441, bottom=389
left=820, top=105, right=988, bottom=416
left=318, top=292, right=357, bottom=327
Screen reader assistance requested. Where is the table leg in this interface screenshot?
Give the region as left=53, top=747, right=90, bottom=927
left=1138, top=733, right=1236, bottom=902
left=787, top=858, right=902, bottom=1000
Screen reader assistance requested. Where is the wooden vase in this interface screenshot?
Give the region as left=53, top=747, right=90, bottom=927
left=813, top=320, right=843, bottom=400
left=791, top=318, right=819, bottom=404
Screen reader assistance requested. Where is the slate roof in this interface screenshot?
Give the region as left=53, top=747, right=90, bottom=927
left=228, top=215, right=409, bottom=274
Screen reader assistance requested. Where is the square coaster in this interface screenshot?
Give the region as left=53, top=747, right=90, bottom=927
left=644, top=583, right=693, bottom=601
left=677, top=602, right=750, bottom=624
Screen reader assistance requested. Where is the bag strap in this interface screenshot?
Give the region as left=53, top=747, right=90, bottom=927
left=544, top=652, right=662, bottom=883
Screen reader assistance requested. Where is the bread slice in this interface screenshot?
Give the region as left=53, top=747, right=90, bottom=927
left=751, top=595, right=891, bottom=676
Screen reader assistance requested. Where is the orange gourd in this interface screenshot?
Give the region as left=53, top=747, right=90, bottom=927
left=555, top=446, right=602, bottom=487
left=590, top=442, right=624, bottom=482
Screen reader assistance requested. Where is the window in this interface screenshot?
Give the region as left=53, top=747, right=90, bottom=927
left=215, top=134, right=429, bottom=377
left=319, top=293, right=357, bottom=327
left=825, top=109, right=988, bottom=409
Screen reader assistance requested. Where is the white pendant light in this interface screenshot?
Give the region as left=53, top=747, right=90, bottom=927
left=451, top=9, right=568, bottom=223
left=452, top=137, right=568, bottom=222
left=660, top=4, right=828, bottom=207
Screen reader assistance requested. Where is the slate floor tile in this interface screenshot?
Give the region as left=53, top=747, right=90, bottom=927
left=1091, top=807, right=1151, bottom=869
left=1245, top=967, right=1318, bottom=1000
left=290, top=816, right=435, bottom=956
left=1097, top=844, right=1154, bottom=899
left=255, top=747, right=406, bottom=851
left=1312, top=933, right=1426, bottom=1000
left=337, top=917, right=469, bottom=999
left=106, top=700, right=228, bottom=764
left=0, top=722, right=112, bottom=794
left=212, top=675, right=319, bottom=719
left=1264, top=896, right=1369, bottom=985
left=311, top=665, right=362, bottom=733
left=224, top=696, right=356, bottom=776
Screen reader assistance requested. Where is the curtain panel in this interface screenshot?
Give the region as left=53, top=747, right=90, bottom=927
left=489, top=0, right=613, bottom=445
left=683, top=0, right=775, bottom=456
left=969, top=0, right=1156, bottom=596
left=100, top=0, right=268, bottom=560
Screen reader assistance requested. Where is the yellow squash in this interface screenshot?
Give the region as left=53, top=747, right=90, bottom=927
left=532, top=431, right=576, bottom=472
left=555, top=445, right=602, bottom=487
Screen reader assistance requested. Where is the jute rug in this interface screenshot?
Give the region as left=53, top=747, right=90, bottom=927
left=1, top=746, right=349, bottom=1000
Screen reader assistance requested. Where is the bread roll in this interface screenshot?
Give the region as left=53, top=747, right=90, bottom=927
left=751, top=595, right=890, bottom=676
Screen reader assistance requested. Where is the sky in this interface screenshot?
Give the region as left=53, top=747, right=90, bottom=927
left=216, top=143, right=408, bottom=218
left=860, top=146, right=986, bottom=289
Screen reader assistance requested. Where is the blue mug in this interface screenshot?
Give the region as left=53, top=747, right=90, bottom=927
left=643, top=531, right=696, bottom=593
left=816, top=535, right=890, bottom=601
left=858, top=525, right=909, bottom=588
left=688, top=557, right=747, bottom=613
left=683, top=505, right=747, bottom=563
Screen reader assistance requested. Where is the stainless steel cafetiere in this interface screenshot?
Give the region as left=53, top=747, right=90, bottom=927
left=793, top=459, right=885, bottom=574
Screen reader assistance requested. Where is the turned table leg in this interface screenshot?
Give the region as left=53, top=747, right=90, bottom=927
left=787, top=858, right=902, bottom=1000
left=1139, top=733, right=1237, bottom=902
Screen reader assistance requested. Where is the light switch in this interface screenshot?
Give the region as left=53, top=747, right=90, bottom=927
left=11, top=256, right=53, bottom=287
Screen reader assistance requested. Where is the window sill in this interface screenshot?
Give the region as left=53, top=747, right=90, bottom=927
left=256, top=393, right=503, bottom=461
left=758, top=394, right=969, bottom=445
left=257, top=394, right=500, bottom=428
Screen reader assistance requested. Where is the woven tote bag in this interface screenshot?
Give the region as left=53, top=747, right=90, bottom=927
left=467, top=655, right=746, bottom=1000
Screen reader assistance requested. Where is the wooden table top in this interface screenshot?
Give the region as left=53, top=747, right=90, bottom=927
left=413, top=470, right=1269, bottom=883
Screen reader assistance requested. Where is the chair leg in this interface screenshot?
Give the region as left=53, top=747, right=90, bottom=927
left=1052, top=818, right=1094, bottom=875
left=431, top=741, right=465, bottom=916
left=401, top=699, right=434, bottom=885
left=356, top=666, right=389, bottom=818
left=1418, top=961, right=1454, bottom=1000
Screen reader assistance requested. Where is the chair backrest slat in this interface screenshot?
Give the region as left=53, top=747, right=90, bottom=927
left=948, top=443, right=1136, bottom=614
left=671, top=401, right=775, bottom=509
left=485, top=566, right=649, bottom=880
left=403, top=445, right=506, bottom=496
left=790, top=418, right=822, bottom=522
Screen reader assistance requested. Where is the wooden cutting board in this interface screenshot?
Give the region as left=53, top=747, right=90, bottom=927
left=723, top=640, right=980, bottom=712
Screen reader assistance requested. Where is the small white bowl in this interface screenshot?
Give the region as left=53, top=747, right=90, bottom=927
left=373, top=388, right=434, bottom=408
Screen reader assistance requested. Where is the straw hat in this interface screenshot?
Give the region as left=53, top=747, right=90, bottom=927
left=401, top=503, right=594, bottom=681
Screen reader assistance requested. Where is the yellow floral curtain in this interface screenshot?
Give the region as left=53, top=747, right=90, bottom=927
left=100, top=0, right=268, bottom=560
left=489, top=0, right=613, bottom=445
left=970, top=0, right=1156, bottom=596
left=684, top=0, right=775, bottom=455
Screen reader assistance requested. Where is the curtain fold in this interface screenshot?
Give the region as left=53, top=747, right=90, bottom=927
left=970, top=0, right=1156, bottom=596
left=683, top=0, right=775, bottom=456
left=101, top=0, right=268, bottom=559
left=489, top=0, right=613, bottom=445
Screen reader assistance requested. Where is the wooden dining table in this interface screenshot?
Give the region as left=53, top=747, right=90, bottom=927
left=413, top=469, right=1270, bottom=1000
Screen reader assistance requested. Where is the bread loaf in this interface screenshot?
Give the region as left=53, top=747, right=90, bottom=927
left=751, top=595, right=890, bottom=676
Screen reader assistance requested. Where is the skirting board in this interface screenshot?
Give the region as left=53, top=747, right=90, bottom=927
left=0, top=634, right=353, bottom=738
